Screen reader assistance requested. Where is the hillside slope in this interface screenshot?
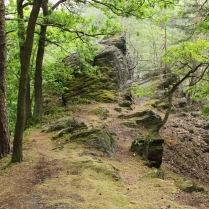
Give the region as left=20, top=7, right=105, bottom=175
left=0, top=101, right=209, bottom=209
left=1, top=35, right=209, bottom=209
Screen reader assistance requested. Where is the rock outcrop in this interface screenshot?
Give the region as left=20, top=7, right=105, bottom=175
left=120, top=109, right=164, bottom=168
left=47, top=116, right=117, bottom=158
left=68, top=126, right=117, bottom=157
left=94, top=36, right=129, bottom=88
left=47, top=116, right=87, bottom=132
left=62, top=35, right=132, bottom=103
left=121, top=109, right=162, bottom=131
left=40, top=29, right=209, bottom=203
left=131, top=134, right=164, bottom=168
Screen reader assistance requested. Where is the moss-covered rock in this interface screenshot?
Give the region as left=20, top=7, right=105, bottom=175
left=47, top=117, right=87, bottom=133
left=114, top=107, right=122, bottom=113
left=119, top=100, right=132, bottom=107
left=179, top=179, right=204, bottom=193
left=67, top=126, right=117, bottom=157
left=121, top=120, right=137, bottom=128
left=121, top=109, right=162, bottom=131
left=156, top=102, right=168, bottom=109
left=91, top=107, right=110, bottom=120
left=61, top=35, right=130, bottom=103
left=131, top=134, right=164, bottom=168
left=145, top=99, right=161, bottom=108
left=62, top=74, right=117, bottom=103
left=87, top=90, right=117, bottom=102
left=145, top=99, right=169, bottom=110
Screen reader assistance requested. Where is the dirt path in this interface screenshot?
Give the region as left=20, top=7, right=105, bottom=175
left=0, top=130, right=61, bottom=209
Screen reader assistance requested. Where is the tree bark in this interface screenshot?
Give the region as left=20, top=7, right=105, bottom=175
left=12, top=0, right=43, bottom=162
left=26, top=76, right=33, bottom=121
left=0, top=0, right=10, bottom=158
left=34, top=0, right=48, bottom=117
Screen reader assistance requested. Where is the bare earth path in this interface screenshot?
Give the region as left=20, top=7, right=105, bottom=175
left=0, top=130, right=61, bottom=209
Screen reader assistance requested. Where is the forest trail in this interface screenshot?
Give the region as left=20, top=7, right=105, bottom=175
left=0, top=103, right=209, bottom=209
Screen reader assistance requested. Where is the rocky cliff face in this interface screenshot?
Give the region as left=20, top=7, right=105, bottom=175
left=94, top=36, right=129, bottom=89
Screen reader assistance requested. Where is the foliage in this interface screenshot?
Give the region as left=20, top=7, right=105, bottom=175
left=122, top=4, right=183, bottom=77
left=131, top=84, right=155, bottom=98
left=162, top=40, right=209, bottom=95
left=201, top=104, right=209, bottom=116
left=188, top=74, right=209, bottom=101
left=5, top=0, right=186, bottom=161
left=163, top=40, right=209, bottom=66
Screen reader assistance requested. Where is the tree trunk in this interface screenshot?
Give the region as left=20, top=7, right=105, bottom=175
left=12, top=0, right=43, bottom=162
left=34, top=0, right=48, bottom=117
left=0, top=0, right=10, bottom=158
left=152, top=92, right=173, bottom=133
left=26, top=77, right=32, bottom=121
left=152, top=63, right=203, bottom=133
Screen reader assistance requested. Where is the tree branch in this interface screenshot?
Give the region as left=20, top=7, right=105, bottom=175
left=188, top=64, right=209, bottom=86
left=44, top=38, right=69, bottom=52
left=36, top=22, right=115, bottom=37
left=170, top=63, right=204, bottom=94
left=50, top=0, right=66, bottom=11
left=23, top=2, right=34, bottom=8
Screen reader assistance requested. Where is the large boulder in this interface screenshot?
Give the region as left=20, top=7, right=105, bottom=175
left=122, top=109, right=164, bottom=167
left=176, top=97, right=187, bottom=108
left=98, top=35, right=126, bottom=54
left=93, top=43, right=128, bottom=88
left=121, top=109, right=162, bottom=132
left=67, top=126, right=117, bottom=157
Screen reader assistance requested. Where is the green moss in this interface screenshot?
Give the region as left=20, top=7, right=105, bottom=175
left=142, top=168, right=165, bottom=179
left=62, top=68, right=117, bottom=103
left=91, top=107, right=110, bottom=119
left=51, top=132, right=71, bottom=141
left=67, top=96, right=93, bottom=105
left=66, top=126, right=116, bottom=157
left=156, top=102, right=168, bottom=109
left=175, top=178, right=205, bottom=193
left=88, top=90, right=116, bottom=102
left=68, top=160, right=121, bottom=181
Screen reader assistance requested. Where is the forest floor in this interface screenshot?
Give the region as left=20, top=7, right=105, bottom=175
left=0, top=101, right=209, bottom=209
